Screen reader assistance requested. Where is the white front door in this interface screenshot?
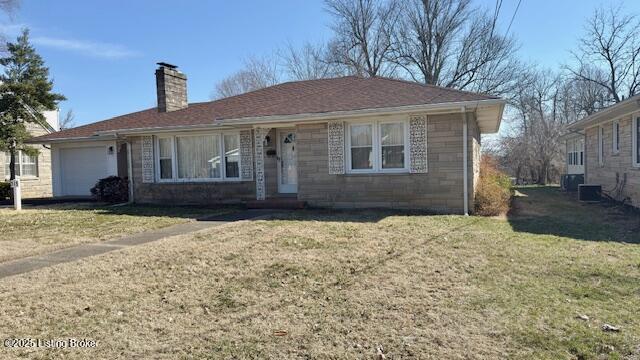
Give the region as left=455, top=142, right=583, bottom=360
left=277, top=129, right=298, bottom=193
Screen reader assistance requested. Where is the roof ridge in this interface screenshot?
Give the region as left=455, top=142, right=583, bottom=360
left=371, top=75, right=497, bottom=99
left=216, top=76, right=361, bottom=119
left=188, top=76, right=359, bottom=108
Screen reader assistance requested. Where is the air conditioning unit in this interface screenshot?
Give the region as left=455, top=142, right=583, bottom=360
left=578, top=184, right=602, bottom=202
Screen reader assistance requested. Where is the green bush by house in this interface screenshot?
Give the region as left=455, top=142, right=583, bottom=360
left=90, top=176, right=129, bottom=203
left=0, top=182, right=10, bottom=200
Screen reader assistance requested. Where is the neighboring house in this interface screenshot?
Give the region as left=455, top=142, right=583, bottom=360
left=30, top=63, right=505, bottom=214
left=1, top=110, right=59, bottom=198
left=565, top=96, right=640, bottom=207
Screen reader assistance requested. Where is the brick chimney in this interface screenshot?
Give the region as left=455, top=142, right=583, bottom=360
left=155, top=62, right=187, bottom=112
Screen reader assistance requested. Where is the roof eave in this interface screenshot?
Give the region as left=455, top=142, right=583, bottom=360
left=27, top=134, right=118, bottom=144
left=217, top=99, right=506, bottom=133
left=567, top=95, right=640, bottom=131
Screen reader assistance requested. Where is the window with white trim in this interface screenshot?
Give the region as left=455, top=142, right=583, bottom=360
left=155, top=132, right=241, bottom=181
left=346, top=120, right=408, bottom=173
left=158, top=137, right=173, bottom=180
left=633, top=114, right=640, bottom=167
left=4, top=151, right=38, bottom=178
left=612, top=120, right=620, bottom=154
left=598, top=126, right=604, bottom=166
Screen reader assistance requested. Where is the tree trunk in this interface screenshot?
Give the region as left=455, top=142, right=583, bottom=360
left=9, top=148, right=16, bottom=181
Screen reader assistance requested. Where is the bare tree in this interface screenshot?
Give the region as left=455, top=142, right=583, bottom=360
left=59, top=109, right=75, bottom=130
left=568, top=4, right=640, bottom=104
left=391, top=0, right=520, bottom=96
left=280, top=42, right=345, bottom=80
left=500, top=69, right=575, bottom=184
left=325, top=0, right=400, bottom=77
left=211, top=56, right=281, bottom=99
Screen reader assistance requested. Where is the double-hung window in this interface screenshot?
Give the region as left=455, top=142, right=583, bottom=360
left=4, top=151, right=38, bottom=179
left=155, top=132, right=241, bottom=181
left=633, top=114, right=640, bottom=167
left=612, top=120, right=620, bottom=154
left=579, top=139, right=584, bottom=165
left=346, top=119, right=408, bottom=173
left=567, top=139, right=583, bottom=166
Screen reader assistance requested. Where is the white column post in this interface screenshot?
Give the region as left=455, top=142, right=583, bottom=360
left=11, top=177, right=21, bottom=211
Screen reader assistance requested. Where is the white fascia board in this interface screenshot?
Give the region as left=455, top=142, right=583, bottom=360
left=27, top=134, right=118, bottom=144
left=96, top=123, right=247, bottom=137
left=218, top=99, right=506, bottom=132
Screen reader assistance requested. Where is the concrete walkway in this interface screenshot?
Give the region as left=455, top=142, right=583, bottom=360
left=0, top=209, right=275, bottom=279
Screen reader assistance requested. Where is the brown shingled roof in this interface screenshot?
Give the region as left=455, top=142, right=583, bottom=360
left=33, top=76, right=498, bottom=141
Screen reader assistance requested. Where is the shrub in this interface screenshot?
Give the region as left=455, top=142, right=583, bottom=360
left=90, top=176, right=129, bottom=203
left=0, top=182, right=10, bottom=200
left=475, top=155, right=512, bottom=216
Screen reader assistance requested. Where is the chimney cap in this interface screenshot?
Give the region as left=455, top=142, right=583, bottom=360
left=156, top=62, right=178, bottom=69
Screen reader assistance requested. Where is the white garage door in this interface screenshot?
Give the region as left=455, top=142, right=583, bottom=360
left=60, top=147, right=109, bottom=196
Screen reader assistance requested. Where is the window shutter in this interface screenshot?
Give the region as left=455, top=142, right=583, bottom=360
left=409, top=115, right=428, bottom=173
left=240, top=130, right=254, bottom=180
left=328, top=120, right=345, bottom=174
left=142, top=135, right=155, bottom=183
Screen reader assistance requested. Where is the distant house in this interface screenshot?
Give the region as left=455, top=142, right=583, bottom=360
left=2, top=110, right=59, bottom=198
left=565, top=96, right=640, bottom=207
left=30, top=63, right=505, bottom=214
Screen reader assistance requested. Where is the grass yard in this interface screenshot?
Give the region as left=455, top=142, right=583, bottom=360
left=0, top=203, right=236, bottom=262
left=0, top=187, right=639, bottom=359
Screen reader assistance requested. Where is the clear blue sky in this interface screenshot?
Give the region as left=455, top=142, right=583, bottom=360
left=5, top=0, right=640, bottom=127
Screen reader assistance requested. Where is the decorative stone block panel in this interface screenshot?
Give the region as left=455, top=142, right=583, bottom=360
left=327, top=120, right=345, bottom=174
left=142, top=135, right=154, bottom=183
left=254, top=128, right=267, bottom=200
left=409, top=115, right=428, bottom=173
left=240, top=130, right=253, bottom=180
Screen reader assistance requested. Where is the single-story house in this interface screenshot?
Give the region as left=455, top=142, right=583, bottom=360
left=30, top=63, right=505, bottom=214
left=565, top=95, right=640, bottom=207
left=2, top=110, right=59, bottom=198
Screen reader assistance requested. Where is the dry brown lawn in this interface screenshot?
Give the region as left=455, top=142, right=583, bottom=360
left=0, top=187, right=638, bottom=359
left=0, top=203, right=235, bottom=262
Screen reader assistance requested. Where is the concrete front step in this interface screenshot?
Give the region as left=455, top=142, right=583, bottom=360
left=247, top=198, right=306, bottom=210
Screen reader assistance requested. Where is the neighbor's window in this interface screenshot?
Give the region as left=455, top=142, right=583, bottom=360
left=598, top=126, right=604, bottom=166
left=347, top=120, right=408, bottom=173
left=634, top=115, right=640, bottom=167
left=579, top=138, right=584, bottom=165
left=156, top=132, right=241, bottom=181
left=4, top=151, right=38, bottom=178
left=612, top=120, right=620, bottom=154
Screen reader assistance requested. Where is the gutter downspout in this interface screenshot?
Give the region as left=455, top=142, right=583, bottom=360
left=462, top=108, right=469, bottom=216
left=126, top=140, right=134, bottom=203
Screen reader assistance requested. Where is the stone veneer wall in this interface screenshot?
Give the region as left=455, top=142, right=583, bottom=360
left=296, top=113, right=476, bottom=213
left=0, top=122, right=53, bottom=198
left=585, top=115, right=640, bottom=208
left=129, top=136, right=255, bottom=204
